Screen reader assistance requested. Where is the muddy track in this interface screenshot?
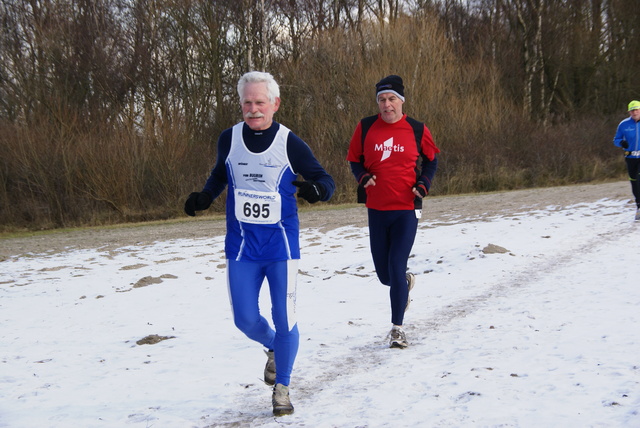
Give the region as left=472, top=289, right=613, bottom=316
left=0, top=181, right=631, bottom=259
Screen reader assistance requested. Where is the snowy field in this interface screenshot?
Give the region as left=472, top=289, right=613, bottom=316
left=1, top=194, right=639, bottom=427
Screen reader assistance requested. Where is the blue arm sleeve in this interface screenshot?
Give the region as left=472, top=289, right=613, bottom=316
left=613, top=119, right=633, bottom=148
left=349, top=161, right=369, bottom=184
left=201, top=129, right=232, bottom=200
left=613, top=122, right=625, bottom=148
left=418, top=155, right=438, bottom=191
left=287, top=134, right=335, bottom=201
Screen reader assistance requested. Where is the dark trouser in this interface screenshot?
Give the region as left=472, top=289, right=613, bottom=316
left=367, top=209, right=418, bottom=326
left=625, top=157, right=640, bottom=208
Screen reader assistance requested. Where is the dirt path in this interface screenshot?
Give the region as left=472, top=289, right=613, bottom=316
left=0, top=181, right=632, bottom=259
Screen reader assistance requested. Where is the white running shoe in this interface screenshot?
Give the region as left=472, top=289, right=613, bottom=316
left=389, top=326, right=408, bottom=349
left=272, top=383, right=294, bottom=416
left=264, top=350, right=276, bottom=386
left=405, top=273, right=415, bottom=312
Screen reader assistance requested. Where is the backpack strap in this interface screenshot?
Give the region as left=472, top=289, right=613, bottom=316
left=359, top=115, right=379, bottom=155
left=405, top=116, right=424, bottom=155
left=357, top=115, right=379, bottom=203
left=406, top=116, right=425, bottom=210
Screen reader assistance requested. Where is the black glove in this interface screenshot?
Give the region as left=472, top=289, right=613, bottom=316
left=359, top=174, right=373, bottom=187
left=292, top=180, right=323, bottom=203
left=414, top=180, right=428, bottom=198
left=621, top=140, right=629, bottom=149
left=184, top=192, right=213, bottom=216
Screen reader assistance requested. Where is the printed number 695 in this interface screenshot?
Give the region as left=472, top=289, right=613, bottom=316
left=243, top=202, right=270, bottom=219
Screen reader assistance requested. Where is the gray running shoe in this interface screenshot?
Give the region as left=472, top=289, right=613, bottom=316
left=264, top=350, right=276, bottom=386
left=272, top=383, right=294, bottom=416
left=635, top=208, right=640, bottom=221
left=405, top=273, right=415, bottom=312
left=389, top=326, right=408, bottom=349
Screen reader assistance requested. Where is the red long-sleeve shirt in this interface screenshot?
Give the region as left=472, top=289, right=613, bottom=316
left=346, top=114, right=439, bottom=210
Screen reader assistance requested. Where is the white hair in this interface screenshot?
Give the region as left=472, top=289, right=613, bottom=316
left=237, top=71, right=280, bottom=104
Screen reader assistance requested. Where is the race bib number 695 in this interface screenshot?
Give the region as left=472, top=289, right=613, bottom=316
left=234, top=189, right=282, bottom=224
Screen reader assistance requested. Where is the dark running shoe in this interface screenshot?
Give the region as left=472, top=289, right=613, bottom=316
left=264, top=349, right=276, bottom=386
left=389, top=326, right=408, bottom=349
left=405, top=273, right=415, bottom=312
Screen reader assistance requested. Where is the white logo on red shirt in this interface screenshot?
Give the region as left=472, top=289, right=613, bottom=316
left=374, top=137, right=404, bottom=161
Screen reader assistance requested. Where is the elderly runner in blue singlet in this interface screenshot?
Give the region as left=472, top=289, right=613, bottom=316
left=184, top=71, right=334, bottom=416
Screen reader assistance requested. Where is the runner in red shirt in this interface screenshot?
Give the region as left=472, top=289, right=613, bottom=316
left=346, top=75, right=439, bottom=348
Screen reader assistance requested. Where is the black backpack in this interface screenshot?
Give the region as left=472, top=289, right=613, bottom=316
left=356, top=115, right=425, bottom=209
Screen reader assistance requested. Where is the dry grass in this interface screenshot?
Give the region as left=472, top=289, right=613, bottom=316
left=0, top=16, right=624, bottom=231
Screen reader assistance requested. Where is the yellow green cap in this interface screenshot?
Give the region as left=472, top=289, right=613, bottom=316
left=628, top=100, right=640, bottom=111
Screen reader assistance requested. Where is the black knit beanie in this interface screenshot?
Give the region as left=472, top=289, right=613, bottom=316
left=375, top=75, right=405, bottom=101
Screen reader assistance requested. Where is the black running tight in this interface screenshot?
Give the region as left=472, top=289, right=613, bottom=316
left=625, top=157, right=640, bottom=208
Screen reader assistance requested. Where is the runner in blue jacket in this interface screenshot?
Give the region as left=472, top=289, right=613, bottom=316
left=184, top=71, right=334, bottom=416
left=613, top=100, right=640, bottom=221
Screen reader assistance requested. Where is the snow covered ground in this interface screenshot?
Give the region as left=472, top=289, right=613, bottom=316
left=1, top=194, right=639, bottom=427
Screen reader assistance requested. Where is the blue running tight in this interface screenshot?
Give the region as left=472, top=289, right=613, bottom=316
left=227, top=259, right=299, bottom=386
left=625, top=157, right=640, bottom=208
left=367, top=209, right=418, bottom=326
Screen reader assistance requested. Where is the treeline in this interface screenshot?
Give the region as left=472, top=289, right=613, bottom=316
left=0, top=0, right=637, bottom=231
